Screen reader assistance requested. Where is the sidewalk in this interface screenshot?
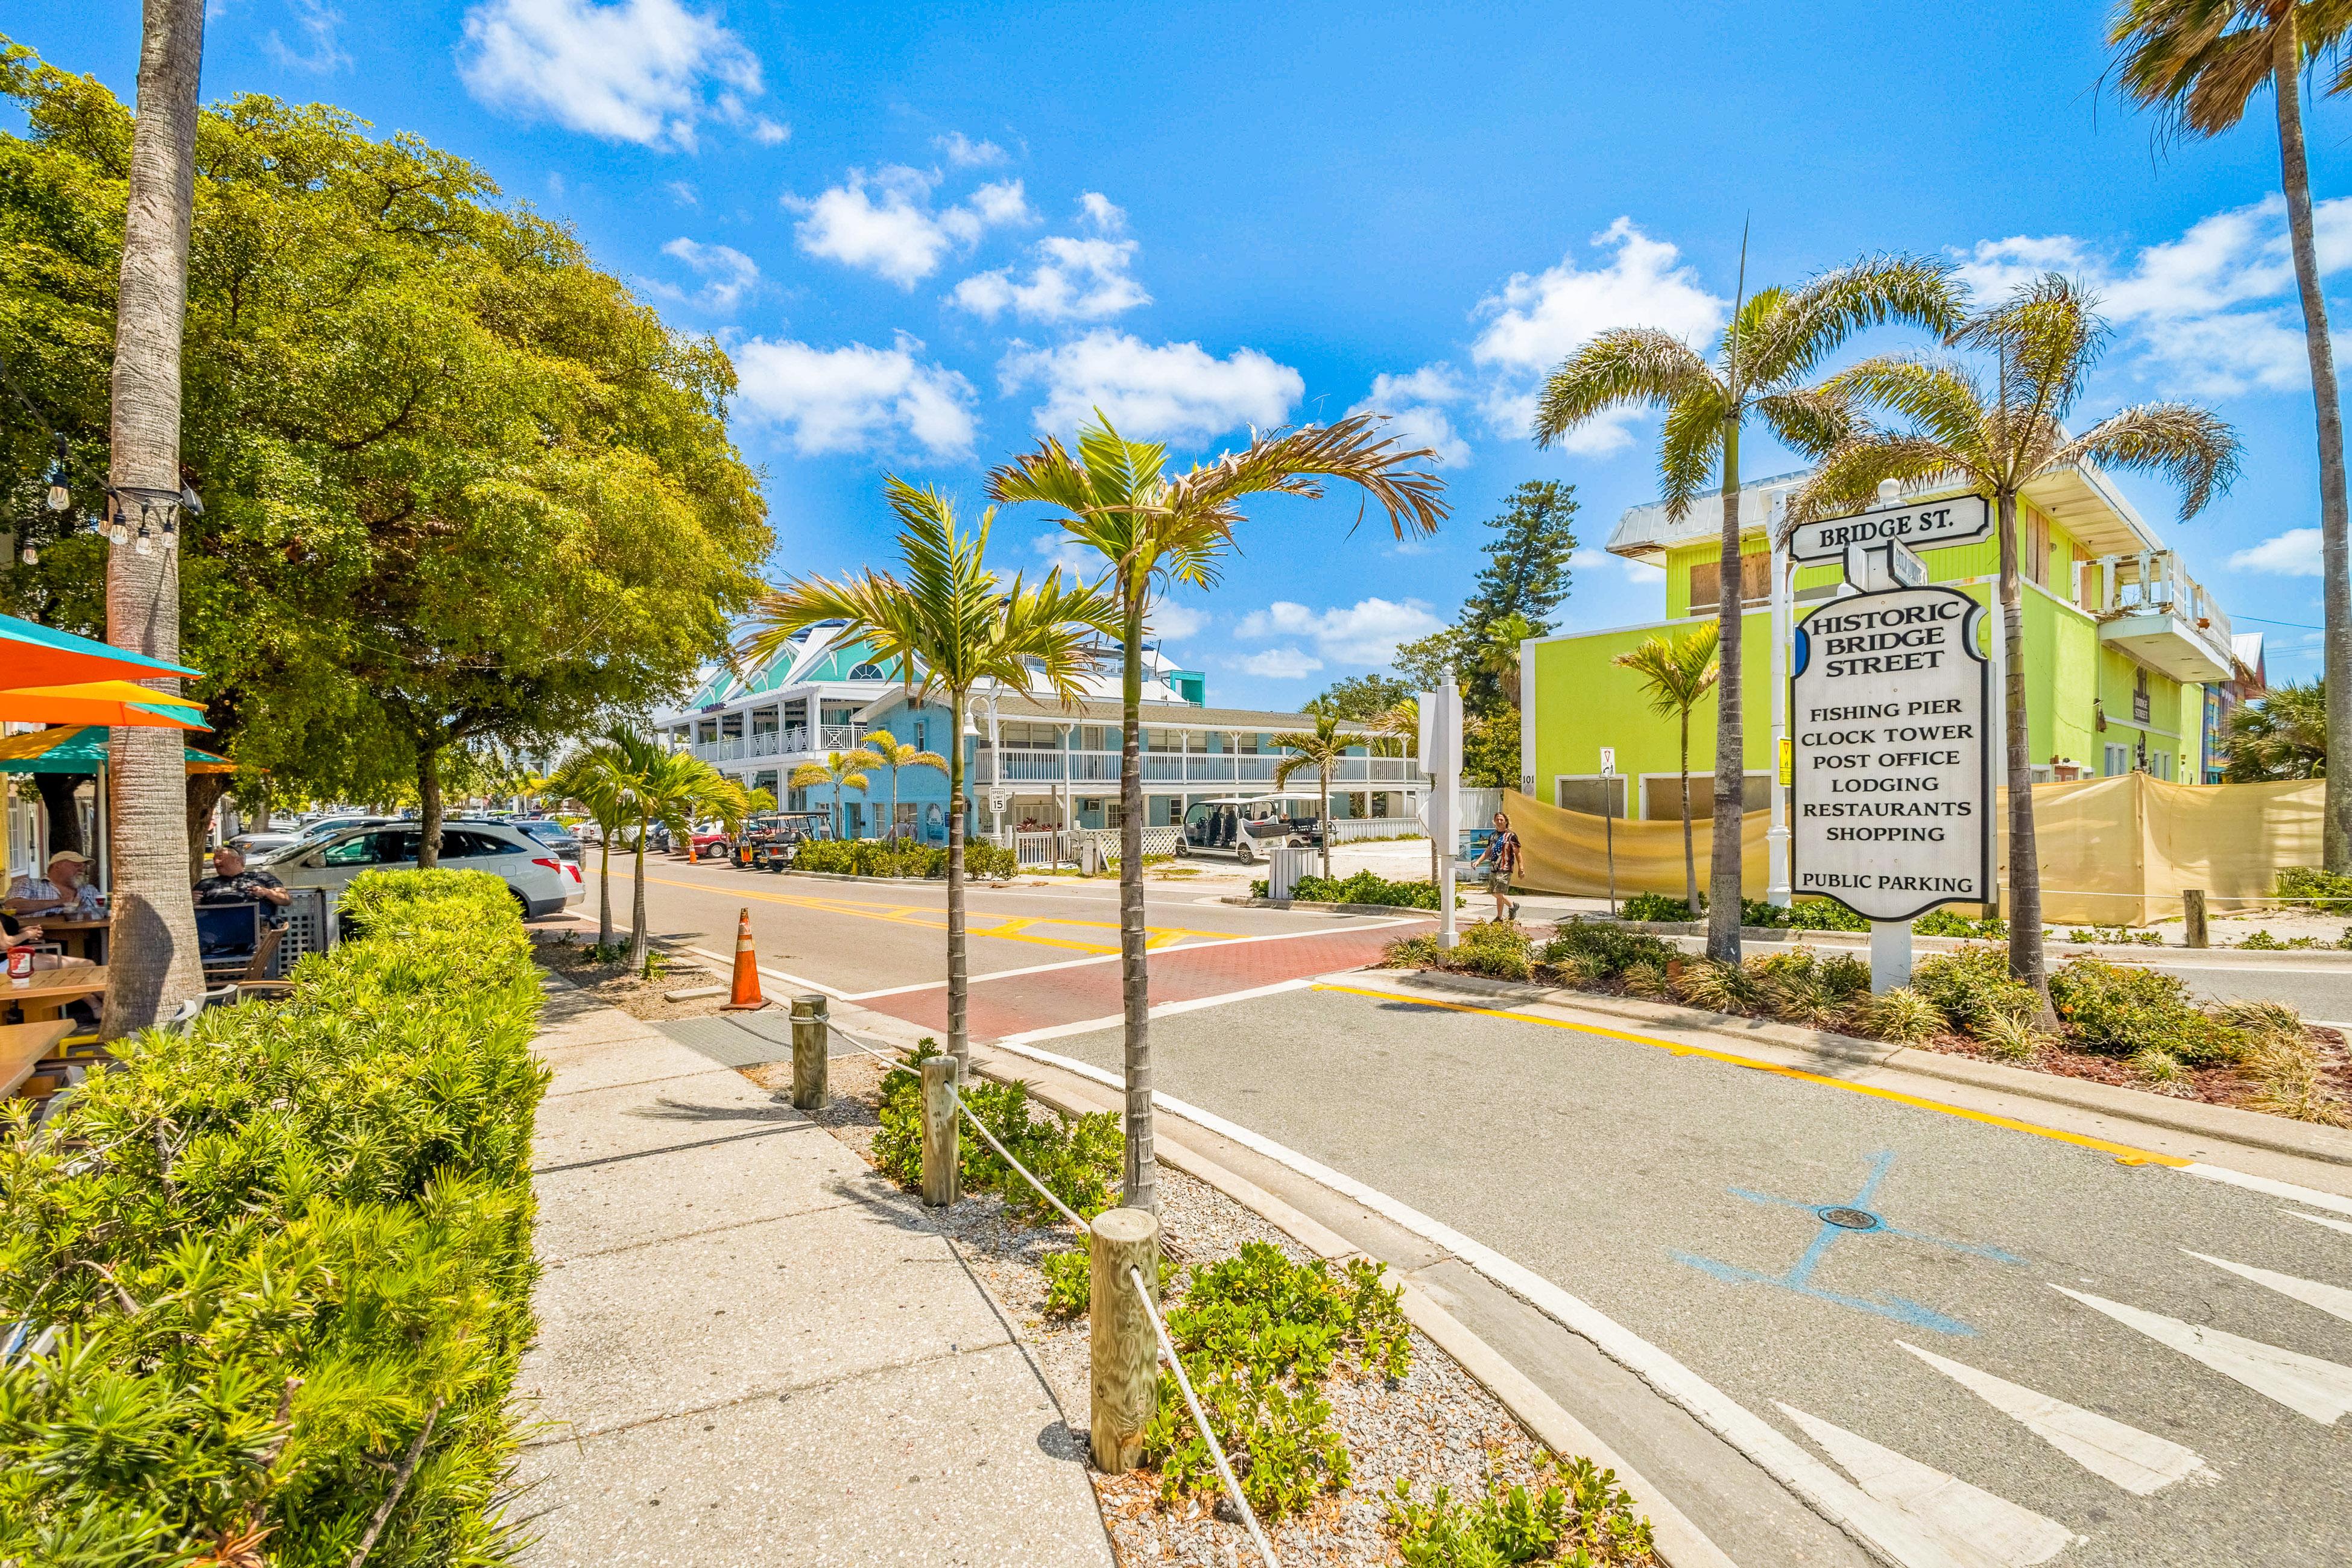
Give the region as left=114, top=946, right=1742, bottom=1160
left=512, top=978, right=1114, bottom=1566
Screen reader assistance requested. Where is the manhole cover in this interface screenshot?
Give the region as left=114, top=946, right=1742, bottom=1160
left=1817, top=1206, right=1880, bottom=1231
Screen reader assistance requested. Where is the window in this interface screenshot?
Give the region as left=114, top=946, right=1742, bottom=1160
left=1643, top=774, right=1772, bottom=818
left=442, top=830, right=520, bottom=858
left=1687, top=552, right=1771, bottom=610
left=2104, top=744, right=2129, bottom=778
left=2028, top=511, right=2051, bottom=586
left=321, top=834, right=381, bottom=867
left=1555, top=776, right=1629, bottom=817
left=849, top=662, right=886, bottom=680
left=913, top=718, right=928, bottom=753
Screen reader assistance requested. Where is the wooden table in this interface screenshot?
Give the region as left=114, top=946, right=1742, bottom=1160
left=0, top=1020, right=75, bottom=1096
left=37, top=917, right=109, bottom=962
left=5, top=963, right=106, bottom=1025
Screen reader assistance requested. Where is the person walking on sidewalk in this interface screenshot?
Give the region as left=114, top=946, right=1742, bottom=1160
left=1476, top=811, right=1522, bottom=923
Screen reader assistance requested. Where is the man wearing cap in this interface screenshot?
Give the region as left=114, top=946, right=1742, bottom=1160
left=194, top=846, right=292, bottom=928
left=7, top=849, right=104, bottom=920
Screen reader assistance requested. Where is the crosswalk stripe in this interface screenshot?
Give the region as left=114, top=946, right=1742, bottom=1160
left=1774, top=1402, right=2081, bottom=1568
left=2288, top=1210, right=2352, bottom=1239
left=2052, top=1287, right=2352, bottom=1426
left=2185, top=1250, right=2352, bottom=1327
left=1895, top=1341, right=2213, bottom=1496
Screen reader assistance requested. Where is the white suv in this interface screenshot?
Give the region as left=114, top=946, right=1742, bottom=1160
left=259, top=822, right=586, bottom=917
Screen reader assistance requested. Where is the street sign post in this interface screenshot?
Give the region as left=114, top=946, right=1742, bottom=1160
left=1420, top=678, right=1464, bottom=949
left=1599, top=747, right=1617, bottom=917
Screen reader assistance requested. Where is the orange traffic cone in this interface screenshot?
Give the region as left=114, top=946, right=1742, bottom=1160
left=721, top=907, right=767, bottom=1010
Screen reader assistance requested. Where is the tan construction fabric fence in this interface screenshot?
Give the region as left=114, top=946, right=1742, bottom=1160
left=1503, top=774, right=2325, bottom=926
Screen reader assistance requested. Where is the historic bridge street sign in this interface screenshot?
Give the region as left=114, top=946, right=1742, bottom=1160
left=1791, top=584, right=1993, bottom=922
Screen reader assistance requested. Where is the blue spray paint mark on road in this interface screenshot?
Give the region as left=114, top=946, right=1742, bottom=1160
left=1673, top=1149, right=2024, bottom=1335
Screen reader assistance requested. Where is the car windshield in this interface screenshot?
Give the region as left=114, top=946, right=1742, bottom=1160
left=516, top=821, right=576, bottom=846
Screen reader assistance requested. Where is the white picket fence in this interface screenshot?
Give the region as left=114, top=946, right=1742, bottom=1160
left=1324, top=818, right=1423, bottom=846
left=1011, top=826, right=1182, bottom=867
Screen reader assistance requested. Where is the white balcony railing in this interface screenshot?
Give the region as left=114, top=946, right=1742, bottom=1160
left=2088, top=550, right=2237, bottom=682
left=969, top=747, right=1414, bottom=788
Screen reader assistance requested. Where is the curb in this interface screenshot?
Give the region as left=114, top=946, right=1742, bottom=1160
left=1221, top=896, right=1445, bottom=918
left=1603, top=917, right=2352, bottom=966
left=1384, top=967, right=2352, bottom=1169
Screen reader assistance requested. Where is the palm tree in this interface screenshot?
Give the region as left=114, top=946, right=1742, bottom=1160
left=1791, top=274, right=2239, bottom=1017
left=2225, top=679, right=2327, bottom=780
left=745, top=786, right=779, bottom=815
left=790, top=750, right=880, bottom=841
left=619, top=738, right=729, bottom=973
left=744, top=478, right=1114, bottom=1078
left=2109, top=0, right=2352, bottom=869
left=867, top=736, right=951, bottom=841
left=549, top=735, right=636, bottom=947
left=988, top=411, right=1446, bottom=1211
left=102, top=0, right=209, bottom=1037
left=1269, top=713, right=1356, bottom=881
left=1478, top=612, right=1540, bottom=710
left=1612, top=624, right=1721, bottom=912
left=1533, top=253, right=1958, bottom=962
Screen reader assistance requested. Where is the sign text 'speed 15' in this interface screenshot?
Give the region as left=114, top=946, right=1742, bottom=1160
left=1791, top=584, right=1993, bottom=922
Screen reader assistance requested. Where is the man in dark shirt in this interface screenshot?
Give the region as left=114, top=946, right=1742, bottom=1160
left=194, top=847, right=294, bottom=927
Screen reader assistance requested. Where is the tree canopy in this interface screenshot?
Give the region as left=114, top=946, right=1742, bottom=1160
left=0, top=41, right=771, bottom=817
left=2225, top=681, right=2325, bottom=782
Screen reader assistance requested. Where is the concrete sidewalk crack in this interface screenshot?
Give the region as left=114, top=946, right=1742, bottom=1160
left=532, top=1119, right=816, bottom=1175
left=543, top=1198, right=861, bottom=1263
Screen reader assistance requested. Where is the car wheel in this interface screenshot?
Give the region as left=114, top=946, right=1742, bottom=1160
left=508, top=887, right=531, bottom=920
left=1236, top=840, right=1256, bottom=865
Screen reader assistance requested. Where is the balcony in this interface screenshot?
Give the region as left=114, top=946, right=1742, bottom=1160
left=2088, top=551, right=2235, bottom=684
left=685, top=723, right=879, bottom=765
left=970, top=747, right=1416, bottom=788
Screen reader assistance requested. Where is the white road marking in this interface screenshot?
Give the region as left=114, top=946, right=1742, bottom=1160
left=680, top=947, right=852, bottom=1000
left=1895, top=1342, right=2214, bottom=1496
left=995, top=979, right=1314, bottom=1046
left=2176, top=1163, right=2352, bottom=1221
left=2185, top=1250, right=2352, bottom=1327
left=985, top=1028, right=2012, bottom=1568
left=2051, top=1287, right=2352, bottom=1425
left=1775, top=1403, right=2080, bottom=1568
left=2289, top=1210, right=2352, bottom=1238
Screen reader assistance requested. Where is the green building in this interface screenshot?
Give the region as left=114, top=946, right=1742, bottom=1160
left=1520, top=465, right=2249, bottom=826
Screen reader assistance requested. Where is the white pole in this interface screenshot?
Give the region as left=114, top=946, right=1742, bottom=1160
left=1766, top=490, right=1792, bottom=908
left=1870, top=918, right=1912, bottom=993
left=1435, top=676, right=1460, bottom=950
left=1987, top=585, right=2008, bottom=916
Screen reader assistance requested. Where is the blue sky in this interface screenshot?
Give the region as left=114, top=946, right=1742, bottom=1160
left=26, top=1, right=2352, bottom=703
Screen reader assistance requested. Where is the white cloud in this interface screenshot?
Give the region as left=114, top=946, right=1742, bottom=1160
left=1078, top=192, right=1126, bottom=233
left=1469, top=217, right=1728, bottom=452
left=952, top=234, right=1148, bottom=323
left=1150, top=603, right=1209, bottom=640
left=458, top=0, right=783, bottom=151
left=650, top=236, right=758, bottom=311
left=665, top=180, right=698, bottom=206
left=1235, top=598, right=1445, bottom=666
left=1236, top=648, right=1323, bottom=680
left=1954, top=194, right=2352, bottom=397
left=788, top=166, right=1031, bottom=287
left=999, top=329, right=1302, bottom=443
left=1028, top=529, right=1104, bottom=578
left=732, top=334, right=976, bottom=457
left=1348, top=366, right=1473, bottom=466
left=935, top=131, right=1007, bottom=168
left=2229, top=526, right=2325, bottom=576
left=264, top=0, right=350, bottom=71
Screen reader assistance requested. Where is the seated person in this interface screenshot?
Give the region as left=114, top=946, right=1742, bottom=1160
left=194, top=847, right=293, bottom=928
left=7, top=849, right=104, bottom=920
left=2, top=909, right=45, bottom=951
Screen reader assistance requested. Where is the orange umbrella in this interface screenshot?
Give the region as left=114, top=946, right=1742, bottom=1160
left=0, top=680, right=206, bottom=729
left=0, top=610, right=200, bottom=686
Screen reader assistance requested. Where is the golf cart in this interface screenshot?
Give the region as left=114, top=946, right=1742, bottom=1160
left=735, top=811, right=835, bottom=870
left=1177, top=794, right=1325, bottom=864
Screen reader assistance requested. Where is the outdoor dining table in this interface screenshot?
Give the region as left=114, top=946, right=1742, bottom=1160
left=37, top=917, right=109, bottom=962
left=0, top=1019, right=75, bottom=1096
left=5, top=961, right=106, bottom=1025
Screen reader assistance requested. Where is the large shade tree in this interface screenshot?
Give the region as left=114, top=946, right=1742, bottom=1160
left=2109, top=0, right=2352, bottom=868
left=743, top=479, right=1116, bottom=1078
left=1791, top=274, right=2239, bottom=1016
left=1532, top=253, right=1959, bottom=962
left=988, top=413, right=1446, bottom=1212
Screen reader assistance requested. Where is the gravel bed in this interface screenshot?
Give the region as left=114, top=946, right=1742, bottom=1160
left=744, top=1051, right=1644, bottom=1566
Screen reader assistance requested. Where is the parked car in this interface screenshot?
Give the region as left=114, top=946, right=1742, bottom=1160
left=686, top=823, right=733, bottom=860
left=256, top=821, right=585, bottom=917
left=733, top=811, right=833, bottom=869
left=456, top=814, right=583, bottom=868
left=1177, top=794, right=1324, bottom=864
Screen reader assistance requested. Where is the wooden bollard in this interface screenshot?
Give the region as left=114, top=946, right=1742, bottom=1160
left=789, top=994, right=828, bottom=1111
left=1089, top=1206, right=1161, bottom=1473
left=920, top=1056, right=959, bottom=1207
left=2183, top=888, right=2208, bottom=949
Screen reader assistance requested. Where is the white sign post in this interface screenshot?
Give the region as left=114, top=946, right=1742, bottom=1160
left=1598, top=747, right=1618, bottom=916
left=1791, top=584, right=1993, bottom=992
left=1418, top=678, right=1464, bottom=949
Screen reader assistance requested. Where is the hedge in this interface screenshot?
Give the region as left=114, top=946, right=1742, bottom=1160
left=0, top=869, right=548, bottom=1567
left=791, top=837, right=1016, bottom=879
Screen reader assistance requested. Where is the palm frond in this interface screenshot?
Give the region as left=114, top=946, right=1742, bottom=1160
left=1952, top=273, right=2107, bottom=431
left=2107, top=0, right=2285, bottom=142
left=1748, top=253, right=1961, bottom=386
left=2053, top=400, right=2242, bottom=519
left=1176, top=412, right=1449, bottom=541
left=1657, top=389, right=1729, bottom=520
left=1824, top=354, right=1988, bottom=454
left=1787, top=434, right=1981, bottom=526
left=1533, top=329, right=1717, bottom=450
left=1754, top=385, right=1857, bottom=460
left=1611, top=624, right=1720, bottom=719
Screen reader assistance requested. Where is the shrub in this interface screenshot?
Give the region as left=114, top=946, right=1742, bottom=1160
left=1862, top=987, right=1944, bottom=1045
left=1783, top=897, right=1868, bottom=932
left=1619, top=892, right=1694, bottom=923
left=1912, top=908, right=2006, bottom=939
left=2049, top=959, right=2242, bottom=1066
left=1748, top=950, right=1869, bottom=1029
left=2067, top=925, right=2163, bottom=946
left=1975, top=1011, right=2050, bottom=1062
left=1451, top=921, right=1535, bottom=981
left=2241, top=1035, right=2350, bottom=1127
left=1911, top=946, right=2040, bottom=1034
left=2131, top=1046, right=2186, bottom=1086
left=1742, top=898, right=1791, bottom=928
left=1541, top=922, right=1677, bottom=979
left=0, top=870, right=545, bottom=1567
left=1382, top=932, right=1442, bottom=969
left=791, top=838, right=1014, bottom=879
left=873, top=1042, right=1122, bottom=1222
left=1041, top=1249, right=1091, bottom=1318
left=2278, top=866, right=2352, bottom=909
left=1285, top=871, right=1444, bottom=910
left=1388, top=1452, right=1657, bottom=1567
left=1621, top=961, right=1666, bottom=996
left=1671, top=958, right=1763, bottom=1014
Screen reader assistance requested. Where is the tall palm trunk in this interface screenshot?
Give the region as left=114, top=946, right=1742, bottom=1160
left=1706, top=420, right=1743, bottom=959
left=1118, top=593, right=1155, bottom=1212
left=1679, top=708, right=1696, bottom=912
left=2274, top=25, right=2352, bottom=871
left=628, top=817, right=650, bottom=970
left=103, top=0, right=207, bottom=1038
left=946, top=692, right=969, bottom=1078
left=1996, top=489, right=2053, bottom=1020
left=416, top=742, right=442, bottom=869
left=596, top=830, right=613, bottom=946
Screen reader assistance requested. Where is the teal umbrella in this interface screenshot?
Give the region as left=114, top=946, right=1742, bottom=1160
left=0, top=725, right=236, bottom=774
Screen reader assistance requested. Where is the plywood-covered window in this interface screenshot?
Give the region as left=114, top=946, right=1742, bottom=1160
left=2028, top=511, right=2052, bottom=586
left=1686, top=552, right=1771, bottom=611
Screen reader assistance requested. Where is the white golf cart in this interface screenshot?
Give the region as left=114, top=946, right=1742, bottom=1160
left=1178, top=793, right=1326, bottom=864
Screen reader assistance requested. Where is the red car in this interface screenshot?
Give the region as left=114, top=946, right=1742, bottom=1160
left=686, top=826, right=732, bottom=860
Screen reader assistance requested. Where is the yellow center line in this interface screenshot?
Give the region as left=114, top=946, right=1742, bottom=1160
left=1310, top=982, right=2190, bottom=1169
left=626, top=873, right=1225, bottom=958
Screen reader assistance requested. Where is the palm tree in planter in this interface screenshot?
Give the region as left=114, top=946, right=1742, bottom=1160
left=988, top=411, right=1447, bottom=1212
left=1534, top=253, right=1959, bottom=961
left=867, top=736, right=951, bottom=842
left=616, top=737, right=731, bottom=973
left=1612, top=624, right=1721, bottom=915
left=791, top=749, right=883, bottom=841
left=1790, top=273, right=2238, bottom=1018
left=744, top=477, right=1115, bottom=1078
left=2109, top=0, right=2352, bottom=868
left=1269, top=712, right=1356, bottom=882
left=549, top=733, right=636, bottom=948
